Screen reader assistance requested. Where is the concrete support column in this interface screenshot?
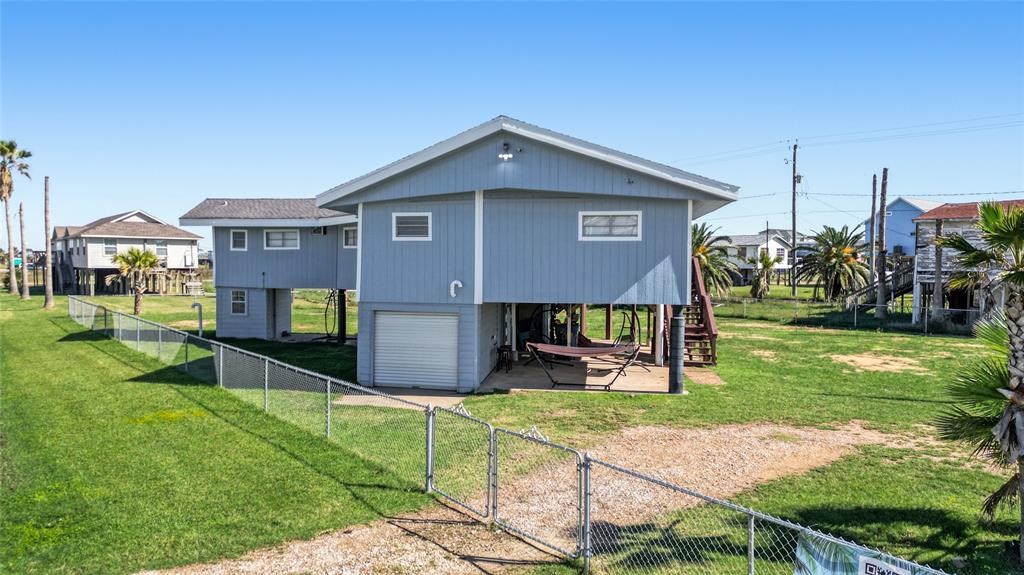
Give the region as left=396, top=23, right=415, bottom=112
left=668, top=305, right=686, bottom=395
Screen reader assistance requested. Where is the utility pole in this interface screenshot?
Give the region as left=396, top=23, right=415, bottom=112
left=43, top=176, right=54, bottom=308
left=18, top=202, right=29, bottom=300
left=790, top=143, right=798, bottom=297
left=868, top=174, right=877, bottom=285
left=875, top=168, right=889, bottom=320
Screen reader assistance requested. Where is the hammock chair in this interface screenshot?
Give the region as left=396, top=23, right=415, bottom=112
left=525, top=341, right=641, bottom=391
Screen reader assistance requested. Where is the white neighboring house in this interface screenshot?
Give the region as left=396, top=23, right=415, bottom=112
left=52, top=210, right=201, bottom=295
left=724, top=229, right=811, bottom=285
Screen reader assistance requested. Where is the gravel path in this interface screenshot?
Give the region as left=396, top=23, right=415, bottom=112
left=140, top=422, right=890, bottom=575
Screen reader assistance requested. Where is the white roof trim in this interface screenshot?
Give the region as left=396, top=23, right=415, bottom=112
left=316, top=116, right=740, bottom=207
left=179, top=215, right=357, bottom=228
left=80, top=234, right=198, bottom=241
left=111, top=210, right=169, bottom=225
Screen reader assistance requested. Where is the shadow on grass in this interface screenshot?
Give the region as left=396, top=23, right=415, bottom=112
left=814, top=391, right=954, bottom=405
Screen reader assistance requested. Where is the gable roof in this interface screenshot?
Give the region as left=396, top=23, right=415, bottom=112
left=900, top=197, right=944, bottom=212
left=316, top=115, right=740, bottom=207
left=179, top=198, right=355, bottom=227
left=55, top=210, right=200, bottom=240
left=727, top=229, right=810, bottom=248
left=913, top=199, right=1024, bottom=222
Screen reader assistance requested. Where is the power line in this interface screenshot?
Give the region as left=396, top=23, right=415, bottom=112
left=800, top=120, right=1023, bottom=149
left=797, top=112, right=1024, bottom=142
left=805, top=189, right=1024, bottom=198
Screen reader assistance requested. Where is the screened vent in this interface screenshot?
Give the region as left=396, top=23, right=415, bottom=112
left=393, top=213, right=431, bottom=240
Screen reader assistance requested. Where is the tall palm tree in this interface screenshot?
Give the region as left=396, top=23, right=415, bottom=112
left=936, top=202, right=1024, bottom=563
left=795, top=225, right=870, bottom=301
left=747, top=250, right=781, bottom=300
left=691, top=223, right=738, bottom=298
left=0, top=140, right=31, bottom=296
left=105, top=248, right=159, bottom=315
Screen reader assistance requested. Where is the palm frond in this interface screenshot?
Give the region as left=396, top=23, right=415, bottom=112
left=982, top=472, right=1020, bottom=520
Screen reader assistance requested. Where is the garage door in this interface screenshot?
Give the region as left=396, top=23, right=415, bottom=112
left=373, top=312, right=459, bottom=389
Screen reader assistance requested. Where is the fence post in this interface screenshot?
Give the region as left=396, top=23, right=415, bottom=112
left=581, top=453, right=592, bottom=574
left=325, top=378, right=332, bottom=438
left=264, top=358, right=270, bottom=412
left=747, top=513, right=756, bottom=575
left=218, top=345, right=224, bottom=387
left=104, top=307, right=109, bottom=336
left=136, top=320, right=141, bottom=352
left=853, top=304, right=857, bottom=328
left=184, top=334, right=190, bottom=372
left=425, top=405, right=435, bottom=493
left=157, top=326, right=163, bottom=360
left=924, top=307, right=929, bottom=335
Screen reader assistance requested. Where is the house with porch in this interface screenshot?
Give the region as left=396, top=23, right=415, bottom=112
left=53, top=210, right=200, bottom=295
left=182, top=116, right=738, bottom=392
left=724, top=229, right=810, bottom=285
left=911, top=199, right=1024, bottom=323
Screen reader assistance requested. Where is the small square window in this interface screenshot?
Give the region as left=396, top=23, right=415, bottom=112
left=393, top=213, right=431, bottom=240
left=579, top=211, right=642, bottom=241
left=230, top=290, right=247, bottom=315
left=230, top=230, right=247, bottom=251
left=104, top=238, right=117, bottom=256
left=343, top=227, right=358, bottom=248
left=155, top=240, right=167, bottom=256
left=776, top=247, right=785, bottom=258
left=264, top=229, right=299, bottom=250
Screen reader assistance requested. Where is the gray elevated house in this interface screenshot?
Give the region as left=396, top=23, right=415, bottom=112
left=182, top=116, right=738, bottom=392
left=180, top=198, right=358, bottom=339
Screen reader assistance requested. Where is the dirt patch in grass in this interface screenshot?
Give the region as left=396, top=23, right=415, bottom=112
left=687, top=368, right=727, bottom=386
left=146, top=422, right=895, bottom=575
left=828, top=353, right=931, bottom=374
left=167, top=320, right=199, bottom=329
left=718, top=332, right=781, bottom=341
left=751, top=349, right=777, bottom=361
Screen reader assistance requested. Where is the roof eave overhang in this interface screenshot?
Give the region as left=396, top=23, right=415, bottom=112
left=79, top=234, right=201, bottom=240
left=316, top=118, right=740, bottom=208
left=179, top=215, right=356, bottom=227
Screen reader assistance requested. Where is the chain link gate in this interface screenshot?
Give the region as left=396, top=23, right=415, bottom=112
left=428, top=405, right=493, bottom=517
left=493, top=427, right=584, bottom=559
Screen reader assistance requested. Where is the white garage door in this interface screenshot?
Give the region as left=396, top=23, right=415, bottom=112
left=373, top=312, right=459, bottom=389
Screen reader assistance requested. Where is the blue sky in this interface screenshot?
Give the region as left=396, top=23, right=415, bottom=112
left=2, top=1, right=1022, bottom=249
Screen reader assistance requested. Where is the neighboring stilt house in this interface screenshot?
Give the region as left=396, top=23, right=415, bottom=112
left=182, top=116, right=738, bottom=392
left=912, top=199, right=1024, bottom=323
left=52, top=211, right=200, bottom=295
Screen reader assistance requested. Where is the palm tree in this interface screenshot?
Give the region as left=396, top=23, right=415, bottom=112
left=795, top=225, right=870, bottom=302
left=105, top=248, right=159, bottom=315
left=747, top=250, right=781, bottom=300
left=691, top=223, right=738, bottom=298
left=935, top=202, right=1024, bottom=563
left=0, top=140, right=31, bottom=296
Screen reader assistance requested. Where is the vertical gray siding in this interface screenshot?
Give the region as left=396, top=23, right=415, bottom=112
left=483, top=192, right=690, bottom=305
left=357, top=302, right=482, bottom=392
left=477, top=303, right=500, bottom=383
left=213, top=225, right=355, bottom=290
left=337, top=224, right=358, bottom=288
left=215, top=287, right=271, bottom=339
left=329, top=133, right=710, bottom=207
left=358, top=194, right=475, bottom=305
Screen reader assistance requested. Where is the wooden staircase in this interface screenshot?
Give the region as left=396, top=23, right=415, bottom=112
left=658, top=256, right=719, bottom=366
left=844, top=259, right=915, bottom=307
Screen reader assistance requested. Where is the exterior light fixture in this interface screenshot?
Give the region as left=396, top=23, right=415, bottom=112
left=498, top=142, right=514, bottom=161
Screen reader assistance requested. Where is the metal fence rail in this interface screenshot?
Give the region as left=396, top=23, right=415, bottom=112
left=66, top=296, right=954, bottom=575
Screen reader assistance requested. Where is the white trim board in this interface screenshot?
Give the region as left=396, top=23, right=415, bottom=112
left=230, top=229, right=248, bottom=251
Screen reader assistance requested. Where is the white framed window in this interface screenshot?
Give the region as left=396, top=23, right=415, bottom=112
left=776, top=247, right=785, bottom=258
left=230, top=289, right=247, bottom=315
left=264, top=229, right=300, bottom=250
left=343, top=226, right=358, bottom=248
left=392, top=213, right=431, bottom=241
left=578, top=211, right=642, bottom=241
left=104, top=238, right=117, bottom=256
left=155, top=240, right=168, bottom=256
left=230, top=229, right=247, bottom=251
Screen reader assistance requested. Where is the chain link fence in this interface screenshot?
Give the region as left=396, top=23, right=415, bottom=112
left=715, top=296, right=981, bottom=335
left=67, top=296, right=954, bottom=575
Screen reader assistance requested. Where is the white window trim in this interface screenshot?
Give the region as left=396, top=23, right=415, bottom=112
left=578, top=210, right=643, bottom=242
left=263, top=228, right=300, bottom=250
left=392, top=212, right=432, bottom=241
left=230, top=289, right=247, bottom=316
left=155, top=239, right=168, bottom=256
left=104, top=238, right=118, bottom=256
left=342, top=226, right=358, bottom=249
left=230, top=229, right=248, bottom=251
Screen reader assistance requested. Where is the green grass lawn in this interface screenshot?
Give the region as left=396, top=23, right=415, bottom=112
left=0, top=294, right=429, bottom=575
left=8, top=293, right=1020, bottom=573
left=728, top=283, right=820, bottom=301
